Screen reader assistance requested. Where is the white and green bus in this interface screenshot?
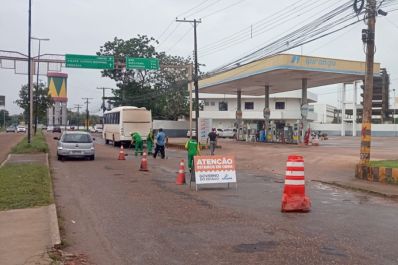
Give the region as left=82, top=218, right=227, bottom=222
left=103, top=106, right=152, bottom=146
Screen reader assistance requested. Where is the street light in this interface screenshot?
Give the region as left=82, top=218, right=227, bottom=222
left=31, top=37, right=50, bottom=134
left=393, top=88, right=396, bottom=136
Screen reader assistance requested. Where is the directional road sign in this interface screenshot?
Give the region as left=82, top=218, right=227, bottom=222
left=126, top=57, right=159, bottom=70
left=65, top=54, right=114, bottom=69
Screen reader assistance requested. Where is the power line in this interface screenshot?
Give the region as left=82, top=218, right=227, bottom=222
left=176, top=0, right=212, bottom=18
left=201, top=0, right=248, bottom=19
left=210, top=1, right=359, bottom=73
left=200, top=0, right=339, bottom=57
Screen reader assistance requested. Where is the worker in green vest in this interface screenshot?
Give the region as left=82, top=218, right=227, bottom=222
left=185, top=136, right=201, bottom=172
left=131, top=132, right=143, bottom=156
left=146, top=130, right=154, bottom=155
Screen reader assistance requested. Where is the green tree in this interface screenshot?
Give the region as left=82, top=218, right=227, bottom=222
left=15, top=83, right=53, bottom=127
left=97, top=35, right=191, bottom=120
left=0, top=110, right=11, bottom=127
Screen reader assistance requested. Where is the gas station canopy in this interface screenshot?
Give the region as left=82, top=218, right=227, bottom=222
left=199, top=54, right=381, bottom=95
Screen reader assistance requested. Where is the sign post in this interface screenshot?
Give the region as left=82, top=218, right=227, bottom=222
left=193, top=155, right=237, bottom=191
left=125, top=57, right=160, bottom=70
left=65, top=54, right=114, bottom=69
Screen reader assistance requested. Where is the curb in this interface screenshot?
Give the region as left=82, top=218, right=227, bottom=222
left=45, top=153, right=61, bottom=247
left=46, top=153, right=61, bottom=246
left=312, top=179, right=398, bottom=199
left=0, top=154, right=11, bottom=168
left=48, top=204, right=61, bottom=246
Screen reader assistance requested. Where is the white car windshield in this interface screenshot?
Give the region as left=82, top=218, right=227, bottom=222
left=62, top=134, right=92, bottom=143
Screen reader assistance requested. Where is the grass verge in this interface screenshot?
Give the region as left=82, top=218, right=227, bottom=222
left=11, top=131, right=48, bottom=154
left=0, top=163, right=53, bottom=210
left=369, top=160, right=398, bottom=168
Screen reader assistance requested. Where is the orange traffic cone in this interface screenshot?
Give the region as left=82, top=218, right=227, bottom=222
left=118, top=145, right=126, bottom=160
left=281, top=155, right=311, bottom=212
left=176, top=160, right=186, bottom=185
left=139, top=152, right=149, bottom=171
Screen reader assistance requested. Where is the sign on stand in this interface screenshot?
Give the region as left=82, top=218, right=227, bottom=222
left=198, top=118, right=212, bottom=143
left=193, top=155, right=237, bottom=191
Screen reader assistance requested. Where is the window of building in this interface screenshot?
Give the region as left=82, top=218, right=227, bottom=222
left=210, top=101, right=215, bottom=106
left=204, top=101, right=209, bottom=106
left=218, top=101, right=228, bottom=111
left=275, top=102, right=285, bottom=110
left=244, top=102, right=254, bottom=110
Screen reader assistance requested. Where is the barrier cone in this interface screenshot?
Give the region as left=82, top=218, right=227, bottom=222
left=139, top=152, right=149, bottom=171
left=118, top=145, right=126, bottom=160
left=281, top=155, right=311, bottom=212
left=176, top=160, right=186, bottom=185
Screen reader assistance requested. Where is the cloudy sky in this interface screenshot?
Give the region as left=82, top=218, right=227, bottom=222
left=1, top=0, right=397, bottom=115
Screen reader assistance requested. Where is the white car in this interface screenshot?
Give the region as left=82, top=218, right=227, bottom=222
left=186, top=129, right=196, bottom=138
left=17, top=125, right=26, bottom=133
left=219, top=128, right=236, bottom=138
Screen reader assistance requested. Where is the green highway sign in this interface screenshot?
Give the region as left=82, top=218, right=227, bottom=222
left=126, top=57, right=160, bottom=70
left=65, top=54, right=114, bottom=69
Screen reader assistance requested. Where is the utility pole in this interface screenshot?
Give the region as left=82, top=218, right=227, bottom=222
left=176, top=18, right=201, bottom=141
left=74, top=104, right=82, bottom=130
left=97, top=87, right=112, bottom=127
left=27, top=0, right=32, bottom=143
left=32, top=37, right=50, bottom=135
left=82, top=98, right=92, bottom=131
left=359, top=0, right=376, bottom=164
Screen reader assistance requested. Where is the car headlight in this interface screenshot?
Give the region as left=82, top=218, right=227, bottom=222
left=90, top=147, right=95, bottom=150
left=57, top=146, right=63, bottom=150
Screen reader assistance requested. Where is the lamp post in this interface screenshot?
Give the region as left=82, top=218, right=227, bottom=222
left=31, top=37, right=50, bottom=135
left=394, top=88, right=396, bottom=136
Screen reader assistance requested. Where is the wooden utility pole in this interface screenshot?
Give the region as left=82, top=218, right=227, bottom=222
left=74, top=104, right=82, bottom=130
left=82, top=98, right=92, bottom=131
left=176, top=18, right=201, bottom=140
left=360, top=0, right=376, bottom=164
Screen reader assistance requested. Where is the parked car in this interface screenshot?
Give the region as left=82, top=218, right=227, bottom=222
left=55, top=131, right=95, bottom=161
left=16, top=125, right=26, bottom=133
left=6, top=125, right=16, bottom=133
left=219, top=128, right=236, bottom=138
left=216, top=128, right=223, bottom=136
left=94, top=124, right=103, bottom=133
left=186, top=129, right=196, bottom=138
left=53, top=126, right=62, bottom=133
left=47, top=125, right=54, bottom=132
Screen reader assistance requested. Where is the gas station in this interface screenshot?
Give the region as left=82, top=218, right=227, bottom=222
left=198, top=53, right=381, bottom=144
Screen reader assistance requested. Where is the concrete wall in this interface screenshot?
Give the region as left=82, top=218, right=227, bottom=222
left=310, top=123, right=398, bottom=137
left=153, top=120, right=189, bottom=137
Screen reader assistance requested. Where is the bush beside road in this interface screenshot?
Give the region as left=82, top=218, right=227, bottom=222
left=0, top=163, right=53, bottom=210
left=11, top=131, right=48, bottom=154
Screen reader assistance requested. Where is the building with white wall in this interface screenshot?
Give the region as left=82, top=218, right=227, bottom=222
left=309, top=103, right=336, bottom=123
left=196, top=90, right=318, bottom=130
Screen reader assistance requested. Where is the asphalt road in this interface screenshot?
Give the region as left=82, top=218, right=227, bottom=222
left=0, top=132, right=24, bottom=163
left=47, top=133, right=398, bottom=265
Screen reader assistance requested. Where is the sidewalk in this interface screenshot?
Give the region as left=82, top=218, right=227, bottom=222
left=312, top=177, right=398, bottom=199
left=0, top=153, right=60, bottom=265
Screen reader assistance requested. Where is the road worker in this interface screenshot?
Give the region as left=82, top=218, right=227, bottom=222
left=146, top=130, right=154, bottom=155
left=185, top=136, right=200, bottom=172
left=131, top=132, right=143, bottom=156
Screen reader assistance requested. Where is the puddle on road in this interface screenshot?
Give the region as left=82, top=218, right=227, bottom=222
left=233, top=241, right=278, bottom=253
left=319, top=246, right=348, bottom=258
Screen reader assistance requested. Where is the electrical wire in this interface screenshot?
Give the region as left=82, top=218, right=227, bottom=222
left=165, top=27, right=194, bottom=54
left=198, top=0, right=315, bottom=53
left=201, top=0, right=248, bottom=19
left=210, top=1, right=359, bottom=73
left=200, top=0, right=343, bottom=57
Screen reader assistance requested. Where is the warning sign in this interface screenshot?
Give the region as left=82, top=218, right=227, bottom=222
left=194, top=155, right=237, bottom=184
